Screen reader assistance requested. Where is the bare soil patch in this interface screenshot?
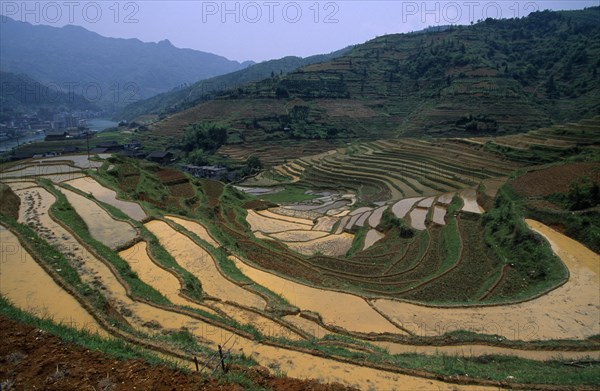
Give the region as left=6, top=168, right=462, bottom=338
left=0, top=183, right=20, bottom=219
left=0, top=316, right=353, bottom=391
left=510, top=163, right=600, bottom=197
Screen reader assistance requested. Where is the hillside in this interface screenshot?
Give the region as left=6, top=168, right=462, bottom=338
left=0, top=17, right=252, bottom=108
left=148, top=7, right=600, bottom=147
left=0, top=116, right=598, bottom=389
left=117, top=47, right=353, bottom=120
left=0, top=71, right=98, bottom=119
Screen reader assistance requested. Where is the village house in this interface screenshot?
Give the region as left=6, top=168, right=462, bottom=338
left=146, top=151, right=174, bottom=165
left=181, top=164, right=228, bottom=180
left=44, top=130, right=69, bottom=141
left=123, top=140, right=142, bottom=150
left=95, top=141, right=123, bottom=152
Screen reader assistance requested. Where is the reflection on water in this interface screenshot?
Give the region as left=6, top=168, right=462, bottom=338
left=59, top=187, right=137, bottom=248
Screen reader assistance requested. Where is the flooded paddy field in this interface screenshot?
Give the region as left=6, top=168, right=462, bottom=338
left=2, top=152, right=598, bottom=390
left=58, top=187, right=137, bottom=249
left=145, top=220, right=266, bottom=309
left=65, top=177, right=146, bottom=221
left=0, top=225, right=106, bottom=337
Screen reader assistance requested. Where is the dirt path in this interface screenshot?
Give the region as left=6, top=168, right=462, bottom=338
left=372, top=220, right=600, bottom=341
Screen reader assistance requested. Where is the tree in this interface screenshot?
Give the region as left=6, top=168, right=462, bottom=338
left=187, top=150, right=209, bottom=166
left=181, top=122, right=228, bottom=153
left=275, top=87, right=289, bottom=99
left=241, top=155, right=263, bottom=176
left=246, top=155, right=263, bottom=172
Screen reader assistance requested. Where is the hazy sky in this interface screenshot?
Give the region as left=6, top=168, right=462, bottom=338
left=1, top=1, right=597, bottom=62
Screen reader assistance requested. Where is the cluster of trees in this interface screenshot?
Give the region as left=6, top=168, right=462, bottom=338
left=548, top=177, right=600, bottom=211
left=181, top=122, right=228, bottom=166
left=179, top=121, right=264, bottom=179
left=182, top=122, right=228, bottom=152
left=455, top=114, right=498, bottom=133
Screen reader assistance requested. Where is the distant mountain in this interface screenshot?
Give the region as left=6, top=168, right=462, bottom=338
left=149, top=7, right=600, bottom=143
left=0, top=71, right=98, bottom=121
left=117, top=47, right=353, bottom=120
left=0, top=17, right=253, bottom=109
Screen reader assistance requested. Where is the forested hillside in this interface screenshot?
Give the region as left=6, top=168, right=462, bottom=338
left=149, top=8, right=600, bottom=142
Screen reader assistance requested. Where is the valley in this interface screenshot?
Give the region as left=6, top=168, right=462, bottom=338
left=1, top=5, right=599, bottom=390
left=1, top=115, right=598, bottom=389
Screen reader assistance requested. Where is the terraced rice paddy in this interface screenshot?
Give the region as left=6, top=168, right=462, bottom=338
left=58, top=187, right=137, bottom=249
left=432, top=206, right=447, bottom=225
left=460, top=189, right=484, bottom=214
left=465, top=116, right=600, bottom=157
left=40, top=172, right=88, bottom=183
left=1, top=164, right=82, bottom=182
left=270, top=230, right=330, bottom=241
left=375, top=341, right=600, bottom=361
left=33, top=154, right=112, bottom=169
left=2, top=133, right=599, bottom=390
left=363, top=229, right=385, bottom=250
left=65, top=177, right=147, bottom=220
left=2, top=181, right=498, bottom=389
left=0, top=180, right=37, bottom=191
left=0, top=225, right=106, bottom=337
left=246, top=207, right=356, bottom=256
left=288, top=139, right=519, bottom=204
left=118, top=241, right=216, bottom=314
left=212, top=302, right=304, bottom=340
left=285, top=232, right=354, bottom=256
left=409, top=208, right=428, bottom=230
left=371, top=220, right=600, bottom=341
left=145, top=220, right=266, bottom=309
left=229, top=256, right=403, bottom=335
left=164, top=215, right=220, bottom=248
left=246, top=209, right=311, bottom=233
left=392, top=197, right=423, bottom=218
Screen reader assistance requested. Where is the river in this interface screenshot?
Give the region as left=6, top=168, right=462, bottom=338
left=0, top=119, right=118, bottom=153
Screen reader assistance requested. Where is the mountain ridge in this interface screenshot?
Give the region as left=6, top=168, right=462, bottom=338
left=0, top=71, right=98, bottom=121
left=146, top=7, right=600, bottom=144
left=116, top=47, right=354, bottom=120
left=0, top=17, right=254, bottom=108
